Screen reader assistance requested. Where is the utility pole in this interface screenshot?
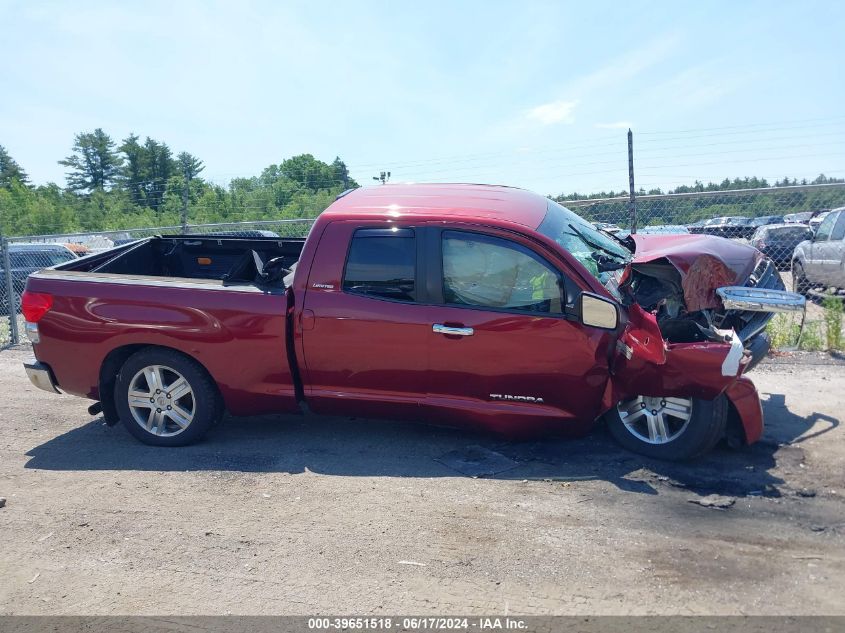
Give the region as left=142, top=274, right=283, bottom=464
left=628, top=128, right=637, bottom=234
left=372, top=171, right=391, bottom=185
left=180, top=169, right=190, bottom=235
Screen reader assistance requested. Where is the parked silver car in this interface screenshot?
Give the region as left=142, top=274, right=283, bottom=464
left=792, top=206, right=845, bottom=294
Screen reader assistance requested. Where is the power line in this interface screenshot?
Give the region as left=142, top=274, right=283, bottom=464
left=637, top=114, right=845, bottom=135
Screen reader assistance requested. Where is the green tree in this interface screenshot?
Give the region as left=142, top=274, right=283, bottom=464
left=176, top=151, right=204, bottom=182
left=58, top=128, right=122, bottom=192
left=331, top=156, right=357, bottom=189
left=0, top=145, right=29, bottom=188
left=118, top=133, right=146, bottom=204
left=142, top=138, right=175, bottom=212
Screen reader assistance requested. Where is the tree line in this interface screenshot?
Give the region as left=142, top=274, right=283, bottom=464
left=0, top=128, right=357, bottom=236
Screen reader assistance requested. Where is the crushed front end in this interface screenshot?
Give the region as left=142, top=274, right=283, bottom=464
left=605, top=235, right=805, bottom=448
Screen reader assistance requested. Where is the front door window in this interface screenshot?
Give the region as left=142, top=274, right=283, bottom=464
left=441, top=230, right=563, bottom=314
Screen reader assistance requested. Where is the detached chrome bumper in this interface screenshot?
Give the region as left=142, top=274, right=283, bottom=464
left=716, top=286, right=806, bottom=313
left=23, top=359, right=60, bottom=393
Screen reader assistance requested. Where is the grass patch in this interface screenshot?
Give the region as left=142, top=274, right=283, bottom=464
left=800, top=320, right=825, bottom=351
left=768, top=300, right=845, bottom=351
left=823, top=296, right=844, bottom=351
left=767, top=313, right=802, bottom=349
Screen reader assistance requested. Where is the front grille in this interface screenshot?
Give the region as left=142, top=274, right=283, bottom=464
left=747, top=257, right=786, bottom=292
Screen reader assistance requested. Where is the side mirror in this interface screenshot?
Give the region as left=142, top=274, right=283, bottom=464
left=580, top=292, right=619, bottom=330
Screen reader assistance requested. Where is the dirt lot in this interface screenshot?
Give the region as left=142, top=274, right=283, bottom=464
left=0, top=346, right=843, bottom=615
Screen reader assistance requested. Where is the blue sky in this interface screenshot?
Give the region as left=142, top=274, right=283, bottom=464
left=1, top=0, right=844, bottom=195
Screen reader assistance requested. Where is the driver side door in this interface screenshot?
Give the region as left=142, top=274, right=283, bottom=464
left=423, top=226, right=615, bottom=436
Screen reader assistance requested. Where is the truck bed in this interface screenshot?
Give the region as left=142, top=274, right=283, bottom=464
left=55, top=235, right=305, bottom=283
left=26, top=235, right=307, bottom=419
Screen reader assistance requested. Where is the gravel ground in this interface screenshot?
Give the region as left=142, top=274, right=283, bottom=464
left=0, top=346, right=843, bottom=615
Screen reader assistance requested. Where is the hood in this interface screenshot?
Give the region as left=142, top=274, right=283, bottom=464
left=629, top=233, right=762, bottom=312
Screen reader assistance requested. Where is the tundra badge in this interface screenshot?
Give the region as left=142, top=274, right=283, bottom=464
left=490, top=394, right=544, bottom=403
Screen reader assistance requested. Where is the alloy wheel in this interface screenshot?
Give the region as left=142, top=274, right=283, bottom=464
left=616, top=395, right=693, bottom=445
left=127, top=365, right=195, bottom=437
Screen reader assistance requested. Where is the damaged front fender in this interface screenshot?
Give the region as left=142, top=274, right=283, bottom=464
left=604, top=304, right=762, bottom=444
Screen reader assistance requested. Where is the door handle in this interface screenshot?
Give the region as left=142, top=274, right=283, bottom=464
left=433, top=324, right=474, bottom=336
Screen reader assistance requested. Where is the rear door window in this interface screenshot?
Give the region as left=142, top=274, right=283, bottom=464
left=343, top=229, right=416, bottom=302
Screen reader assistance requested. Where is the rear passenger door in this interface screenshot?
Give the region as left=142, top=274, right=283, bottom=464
left=300, top=222, right=431, bottom=420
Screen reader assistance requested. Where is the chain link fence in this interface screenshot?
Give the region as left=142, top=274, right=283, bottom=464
left=2, top=183, right=845, bottom=350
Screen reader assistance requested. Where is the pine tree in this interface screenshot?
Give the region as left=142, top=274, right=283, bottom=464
left=119, top=133, right=146, bottom=204
left=58, top=128, right=122, bottom=192
left=0, top=145, right=30, bottom=188
left=176, top=152, right=205, bottom=182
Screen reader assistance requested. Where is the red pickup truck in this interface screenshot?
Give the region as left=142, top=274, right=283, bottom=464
left=22, top=184, right=804, bottom=460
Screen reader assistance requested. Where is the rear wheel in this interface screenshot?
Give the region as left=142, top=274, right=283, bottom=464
left=605, top=395, right=727, bottom=460
left=115, top=348, right=222, bottom=446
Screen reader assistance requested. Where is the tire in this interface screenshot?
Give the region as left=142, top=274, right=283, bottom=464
left=114, top=348, right=223, bottom=446
left=605, top=395, right=727, bottom=461
left=792, top=262, right=810, bottom=296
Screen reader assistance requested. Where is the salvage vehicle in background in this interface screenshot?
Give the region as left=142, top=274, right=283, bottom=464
left=749, top=215, right=784, bottom=229
left=784, top=211, right=814, bottom=224
left=792, top=206, right=845, bottom=295
left=809, top=210, right=831, bottom=233
left=22, top=184, right=804, bottom=460
left=0, top=243, right=77, bottom=315
left=694, top=216, right=755, bottom=240
left=62, top=243, right=91, bottom=258
left=750, top=224, right=814, bottom=270
left=690, top=216, right=781, bottom=239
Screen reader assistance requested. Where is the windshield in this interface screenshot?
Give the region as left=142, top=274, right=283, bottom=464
left=10, top=250, right=74, bottom=268
left=537, top=200, right=631, bottom=282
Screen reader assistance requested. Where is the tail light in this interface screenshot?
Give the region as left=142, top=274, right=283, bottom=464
left=21, top=291, right=52, bottom=344
left=21, top=291, right=53, bottom=322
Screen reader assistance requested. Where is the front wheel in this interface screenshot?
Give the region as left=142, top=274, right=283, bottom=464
left=605, top=395, right=727, bottom=460
left=115, top=348, right=223, bottom=446
left=792, top=262, right=810, bottom=296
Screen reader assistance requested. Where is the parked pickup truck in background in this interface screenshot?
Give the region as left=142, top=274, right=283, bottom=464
left=22, top=184, right=805, bottom=460
left=792, top=206, right=845, bottom=295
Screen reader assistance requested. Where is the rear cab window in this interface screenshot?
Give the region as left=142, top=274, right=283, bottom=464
left=342, top=228, right=416, bottom=302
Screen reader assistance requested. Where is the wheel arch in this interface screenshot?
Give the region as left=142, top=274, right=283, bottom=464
left=723, top=377, right=764, bottom=445
left=99, top=344, right=221, bottom=425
